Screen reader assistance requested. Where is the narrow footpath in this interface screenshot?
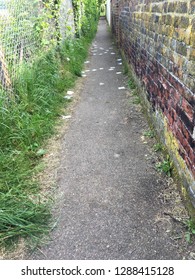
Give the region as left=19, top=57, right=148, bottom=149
left=30, top=19, right=194, bottom=260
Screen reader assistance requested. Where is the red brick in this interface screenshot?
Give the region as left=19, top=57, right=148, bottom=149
left=181, top=98, right=194, bottom=121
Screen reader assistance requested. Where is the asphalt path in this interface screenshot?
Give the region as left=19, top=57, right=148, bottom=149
left=29, top=19, right=194, bottom=260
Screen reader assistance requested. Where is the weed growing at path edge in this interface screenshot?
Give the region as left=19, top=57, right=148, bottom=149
left=156, top=156, right=173, bottom=177
left=185, top=220, right=195, bottom=243
left=0, top=34, right=96, bottom=249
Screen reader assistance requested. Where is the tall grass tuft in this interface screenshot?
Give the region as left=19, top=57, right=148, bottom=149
left=0, top=27, right=97, bottom=249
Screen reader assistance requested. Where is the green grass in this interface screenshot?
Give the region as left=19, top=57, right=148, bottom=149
left=153, top=143, right=163, bottom=152
left=156, top=156, right=173, bottom=177
left=143, top=130, right=156, bottom=138
left=185, top=219, right=195, bottom=243
left=0, top=26, right=97, bottom=248
left=132, top=96, right=141, bottom=105
left=128, top=79, right=137, bottom=90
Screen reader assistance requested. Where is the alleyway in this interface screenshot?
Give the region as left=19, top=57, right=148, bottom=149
left=29, top=19, right=193, bottom=260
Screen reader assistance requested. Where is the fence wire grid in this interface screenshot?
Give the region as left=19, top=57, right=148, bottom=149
left=0, top=0, right=75, bottom=93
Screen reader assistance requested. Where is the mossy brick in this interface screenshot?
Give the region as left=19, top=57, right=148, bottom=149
left=170, top=39, right=177, bottom=51
left=153, top=15, right=160, bottom=23
left=188, top=47, right=195, bottom=61
left=162, top=36, right=169, bottom=46
left=168, top=2, right=176, bottom=12
left=165, top=15, right=173, bottom=26
left=167, top=26, right=174, bottom=37
left=190, top=0, right=195, bottom=14
left=163, top=2, right=168, bottom=12
left=145, top=13, right=150, bottom=22
left=179, top=17, right=190, bottom=29
left=144, top=4, right=151, bottom=12
left=171, top=52, right=180, bottom=65
left=175, top=2, right=188, bottom=13
left=176, top=41, right=187, bottom=56
left=161, top=15, right=166, bottom=24
left=177, top=28, right=191, bottom=45
left=185, top=76, right=195, bottom=93
left=177, top=54, right=187, bottom=69
left=152, top=3, right=163, bottom=13
left=174, top=16, right=181, bottom=28
left=190, top=33, right=195, bottom=47
left=187, top=61, right=195, bottom=76
left=192, top=18, right=195, bottom=32
left=162, top=46, right=169, bottom=56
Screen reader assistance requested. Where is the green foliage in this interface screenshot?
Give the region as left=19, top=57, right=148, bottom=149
left=0, top=191, right=51, bottom=246
left=72, top=0, right=99, bottom=38
left=185, top=219, right=195, bottom=243
left=143, top=130, right=156, bottom=138
left=0, top=0, right=99, bottom=248
left=156, top=156, right=173, bottom=177
left=100, top=2, right=106, bottom=16
left=1, top=0, right=39, bottom=65
left=153, top=143, right=163, bottom=152
left=34, top=0, right=61, bottom=47
left=132, top=96, right=141, bottom=105
left=128, top=79, right=137, bottom=90
left=0, top=32, right=93, bottom=247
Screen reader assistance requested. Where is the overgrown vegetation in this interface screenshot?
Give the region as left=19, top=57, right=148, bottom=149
left=156, top=156, right=173, bottom=177
left=153, top=142, right=163, bottom=152
left=185, top=219, right=195, bottom=243
left=143, top=130, right=155, bottom=138
left=0, top=0, right=99, bottom=250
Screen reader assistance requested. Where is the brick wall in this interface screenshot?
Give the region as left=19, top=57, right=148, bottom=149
left=111, top=0, right=120, bottom=43
left=111, top=0, right=195, bottom=205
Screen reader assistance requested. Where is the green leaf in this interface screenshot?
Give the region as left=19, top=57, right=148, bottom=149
left=185, top=232, right=191, bottom=243
left=36, top=149, right=47, bottom=157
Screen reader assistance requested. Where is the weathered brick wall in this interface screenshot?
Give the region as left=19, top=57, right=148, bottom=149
left=111, top=0, right=120, bottom=43
left=111, top=0, right=195, bottom=204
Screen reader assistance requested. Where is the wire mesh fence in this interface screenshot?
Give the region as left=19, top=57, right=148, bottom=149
left=0, top=0, right=75, bottom=93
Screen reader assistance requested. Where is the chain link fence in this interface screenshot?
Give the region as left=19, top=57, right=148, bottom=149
left=0, top=0, right=75, bottom=92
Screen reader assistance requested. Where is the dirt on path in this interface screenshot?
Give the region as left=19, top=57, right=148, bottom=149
left=28, top=19, right=195, bottom=260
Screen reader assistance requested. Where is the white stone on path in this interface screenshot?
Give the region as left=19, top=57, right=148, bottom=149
left=67, top=91, right=74, bottom=95
left=61, top=115, right=71, bottom=120
left=64, top=96, right=72, bottom=100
